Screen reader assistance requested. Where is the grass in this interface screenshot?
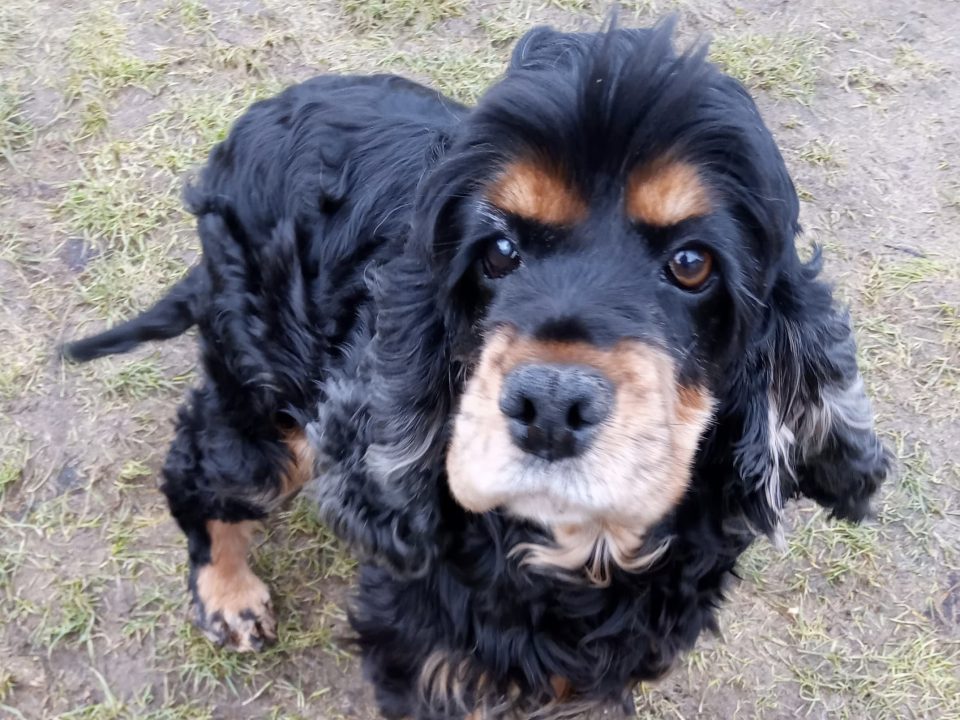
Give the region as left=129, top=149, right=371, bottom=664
left=342, top=0, right=466, bottom=32
left=65, top=9, right=167, bottom=100
left=261, top=498, right=357, bottom=583
left=157, top=0, right=213, bottom=35
left=0, top=315, right=45, bottom=400
left=786, top=507, right=885, bottom=586
left=861, top=256, right=952, bottom=307
left=77, top=240, right=187, bottom=321
left=796, top=139, right=842, bottom=168
left=31, top=577, right=100, bottom=653
left=56, top=142, right=183, bottom=250
left=842, top=65, right=896, bottom=103
left=893, top=45, right=941, bottom=79
left=710, top=33, right=826, bottom=102
left=379, top=42, right=506, bottom=103
left=0, top=85, right=33, bottom=164
left=150, top=85, right=280, bottom=173
left=97, top=356, right=187, bottom=401
left=785, top=622, right=960, bottom=718
left=0, top=454, right=23, bottom=499
left=0, top=669, right=14, bottom=702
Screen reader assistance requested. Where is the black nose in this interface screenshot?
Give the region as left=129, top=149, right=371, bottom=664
left=499, top=364, right=614, bottom=461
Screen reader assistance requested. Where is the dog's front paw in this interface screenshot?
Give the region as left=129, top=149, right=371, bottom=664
left=192, top=564, right=277, bottom=652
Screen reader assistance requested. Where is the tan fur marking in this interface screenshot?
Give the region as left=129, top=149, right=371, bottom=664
left=447, top=328, right=716, bottom=583
left=487, top=159, right=587, bottom=226
left=626, top=159, right=711, bottom=226
left=194, top=520, right=274, bottom=651
left=280, top=427, right=315, bottom=497
left=550, top=675, right=572, bottom=701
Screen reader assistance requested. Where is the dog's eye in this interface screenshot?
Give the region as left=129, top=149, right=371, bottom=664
left=667, top=247, right=713, bottom=290
left=481, top=238, right=521, bottom=279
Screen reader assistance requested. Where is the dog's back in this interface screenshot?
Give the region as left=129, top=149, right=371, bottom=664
left=65, top=74, right=467, bottom=420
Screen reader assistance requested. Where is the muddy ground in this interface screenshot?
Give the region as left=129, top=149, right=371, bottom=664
left=1, top=0, right=958, bottom=718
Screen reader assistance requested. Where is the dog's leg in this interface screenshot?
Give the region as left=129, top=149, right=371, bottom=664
left=191, top=519, right=275, bottom=651
left=162, top=387, right=314, bottom=651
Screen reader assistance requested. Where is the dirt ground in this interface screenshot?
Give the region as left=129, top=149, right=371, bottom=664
left=1, top=0, right=958, bottom=718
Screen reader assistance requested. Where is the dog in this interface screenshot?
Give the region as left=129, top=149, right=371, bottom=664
left=64, top=20, right=890, bottom=719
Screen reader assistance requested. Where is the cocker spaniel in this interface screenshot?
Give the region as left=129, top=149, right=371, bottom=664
left=65, top=20, right=889, bottom=720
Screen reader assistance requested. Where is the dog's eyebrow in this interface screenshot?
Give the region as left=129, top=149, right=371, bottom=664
left=486, top=159, right=587, bottom=226
left=626, top=159, right=711, bottom=227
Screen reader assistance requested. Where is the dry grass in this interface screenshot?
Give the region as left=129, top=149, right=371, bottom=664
left=711, top=33, right=826, bottom=102
left=379, top=42, right=506, bottom=103
left=0, top=85, right=33, bottom=163
left=342, top=0, right=466, bottom=31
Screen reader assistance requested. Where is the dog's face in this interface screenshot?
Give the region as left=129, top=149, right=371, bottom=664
left=444, top=155, right=724, bottom=570
left=430, top=29, right=789, bottom=573
left=368, top=24, right=886, bottom=580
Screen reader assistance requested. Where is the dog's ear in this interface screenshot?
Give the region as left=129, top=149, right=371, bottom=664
left=309, top=239, right=459, bottom=576
left=304, top=127, right=477, bottom=575
left=729, top=254, right=890, bottom=533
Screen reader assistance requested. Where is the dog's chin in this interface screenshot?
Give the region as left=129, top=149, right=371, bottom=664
left=503, top=494, right=597, bottom=528
left=446, top=456, right=672, bottom=530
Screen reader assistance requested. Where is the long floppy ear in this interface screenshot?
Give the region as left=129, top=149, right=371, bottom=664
left=308, top=142, right=482, bottom=575
left=732, top=253, right=890, bottom=533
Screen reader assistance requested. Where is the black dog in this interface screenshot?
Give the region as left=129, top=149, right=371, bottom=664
left=65, top=20, right=889, bottom=719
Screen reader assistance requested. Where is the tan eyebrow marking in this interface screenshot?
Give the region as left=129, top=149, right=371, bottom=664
left=626, top=159, right=711, bottom=226
left=486, top=159, right=588, bottom=226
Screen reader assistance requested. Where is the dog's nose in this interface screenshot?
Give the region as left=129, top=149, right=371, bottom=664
left=499, top=364, right=614, bottom=461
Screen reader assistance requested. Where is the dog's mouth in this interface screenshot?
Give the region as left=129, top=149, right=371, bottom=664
left=446, top=327, right=714, bottom=577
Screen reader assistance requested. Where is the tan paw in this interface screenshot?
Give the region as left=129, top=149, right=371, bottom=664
left=193, top=564, right=277, bottom=652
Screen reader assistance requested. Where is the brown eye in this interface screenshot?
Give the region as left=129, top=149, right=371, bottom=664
left=481, top=238, right=521, bottom=279
left=668, top=247, right=713, bottom=290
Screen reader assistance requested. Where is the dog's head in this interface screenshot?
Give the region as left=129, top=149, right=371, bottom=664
left=368, top=21, right=888, bottom=580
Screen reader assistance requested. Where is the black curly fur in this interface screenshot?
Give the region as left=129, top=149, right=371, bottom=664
left=63, top=20, right=888, bottom=719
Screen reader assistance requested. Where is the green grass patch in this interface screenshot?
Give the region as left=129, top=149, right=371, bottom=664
left=711, top=33, right=825, bottom=102
left=77, top=239, right=187, bottom=321
left=31, top=577, right=100, bottom=652
left=856, top=315, right=912, bottom=381
left=77, top=98, right=109, bottom=141
left=788, top=621, right=960, bottom=718
left=842, top=65, right=896, bottom=103
left=796, top=139, right=842, bottom=169
left=0, top=668, right=13, bottom=702
left=56, top=142, right=183, bottom=250
left=0, top=456, right=22, bottom=500
left=259, top=498, right=357, bottom=585
left=66, top=10, right=167, bottom=100
left=161, top=605, right=341, bottom=693
left=380, top=44, right=505, bottom=104
left=0, top=4, right=27, bottom=63
left=786, top=507, right=885, bottom=585
left=158, top=0, right=213, bottom=35
left=97, top=355, right=186, bottom=401
left=936, top=302, right=960, bottom=349
left=341, top=0, right=465, bottom=32
left=0, top=85, right=33, bottom=163
left=862, top=256, right=951, bottom=307
left=151, top=85, right=280, bottom=173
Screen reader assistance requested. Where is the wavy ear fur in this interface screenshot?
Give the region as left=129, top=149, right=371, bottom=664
left=733, top=252, right=889, bottom=532
left=309, top=211, right=465, bottom=576
left=325, top=131, right=479, bottom=576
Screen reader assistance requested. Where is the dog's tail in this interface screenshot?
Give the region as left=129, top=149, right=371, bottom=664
left=62, top=265, right=204, bottom=362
